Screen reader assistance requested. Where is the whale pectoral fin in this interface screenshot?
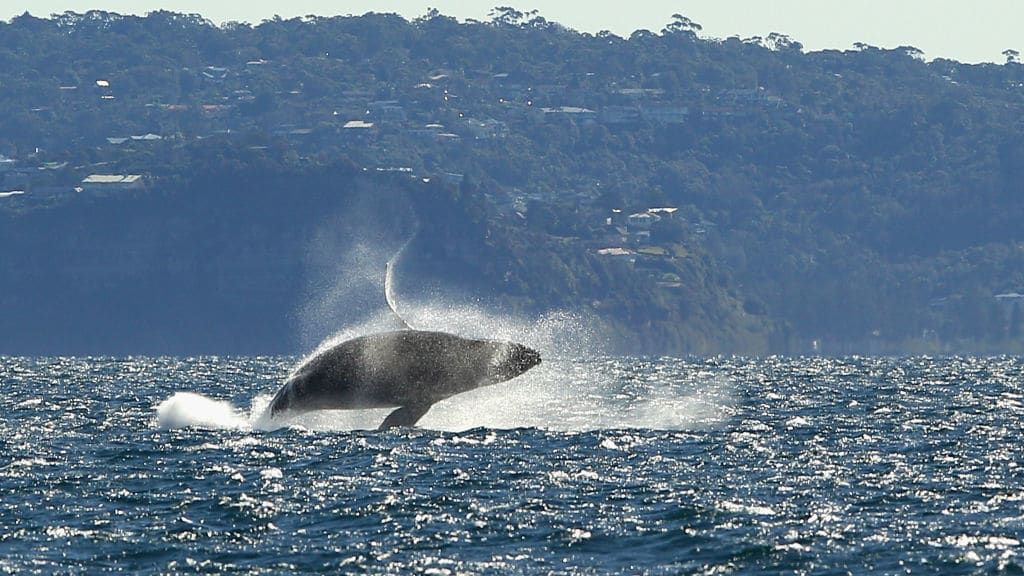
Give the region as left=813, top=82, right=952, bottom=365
left=378, top=403, right=433, bottom=430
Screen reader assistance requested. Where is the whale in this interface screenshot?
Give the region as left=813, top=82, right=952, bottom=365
left=268, top=330, right=541, bottom=429
left=267, top=256, right=542, bottom=430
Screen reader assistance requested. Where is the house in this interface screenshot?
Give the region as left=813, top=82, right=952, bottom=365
left=343, top=120, right=375, bottom=130
left=366, top=100, right=406, bottom=122
left=595, top=247, right=636, bottom=266
left=202, top=66, right=229, bottom=80
left=648, top=207, right=679, bottom=218
left=80, top=174, right=145, bottom=193
left=628, top=212, right=661, bottom=228
left=615, top=88, right=665, bottom=99
left=541, top=106, right=597, bottom=122
left=200, top=104, right=230, bottom=115
left=343, top=120, right=376, bottom=141
left=409, top=123, right=445, bottom=141
left=462, top=118, right=509, bottom=139
left=995, top=293, right=1024, bottom=325
left=596, top=247, right=634, bottom=257
left=719, top=88, right=784, bottom=108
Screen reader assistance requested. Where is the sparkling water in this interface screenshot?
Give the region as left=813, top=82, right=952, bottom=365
left=2, top=355, right=1023, bottom=574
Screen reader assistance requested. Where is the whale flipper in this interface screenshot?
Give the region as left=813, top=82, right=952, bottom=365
left=385, top=259, right=413, bottom=330
left=379, top=402, right=433, bottom=430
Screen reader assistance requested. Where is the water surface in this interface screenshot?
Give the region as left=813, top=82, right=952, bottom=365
left=2, top=356, right=1023, bottom=573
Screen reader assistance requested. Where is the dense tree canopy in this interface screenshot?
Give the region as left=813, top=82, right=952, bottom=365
left=1, top=9, right=1023, bottom=354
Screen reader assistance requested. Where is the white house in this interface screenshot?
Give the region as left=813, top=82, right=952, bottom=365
left=81, top=174, right=145, bottom=193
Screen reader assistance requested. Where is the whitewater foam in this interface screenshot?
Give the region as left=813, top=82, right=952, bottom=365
left=155, top=392, right=251, bottom=430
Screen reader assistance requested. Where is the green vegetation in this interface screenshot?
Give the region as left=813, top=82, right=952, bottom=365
left=1, top=9, right=1023, bottom=355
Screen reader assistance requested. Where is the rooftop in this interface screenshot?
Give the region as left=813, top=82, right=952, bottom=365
left=82, top=174, right=143, bottom=184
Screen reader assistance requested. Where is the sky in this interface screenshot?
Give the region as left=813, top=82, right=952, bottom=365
left=2, top=0, right=1021, bottom=64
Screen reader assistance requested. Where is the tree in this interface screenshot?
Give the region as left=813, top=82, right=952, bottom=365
left=489, top=6, right=525, bottom=27
left=663, top=14, right=702, bottom=36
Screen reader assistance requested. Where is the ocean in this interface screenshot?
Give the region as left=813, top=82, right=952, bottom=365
left=2, top=354, right=1023, bottom=574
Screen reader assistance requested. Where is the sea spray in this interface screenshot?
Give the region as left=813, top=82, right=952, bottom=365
left=155, top=304, right=729, bottom=432
left=155, top=392, right=250, bottom=430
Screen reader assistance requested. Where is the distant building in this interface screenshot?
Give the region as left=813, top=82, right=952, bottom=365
left=628, top=212, right=660, bottom=228
left=462, top=118, right=509, bottom=139
left=595, top=247, right=636, bottom=266
left=80, top=174, right=145, bottom=193
left=200, top=104, right=230, bottom=115
left=202, top=66, right=229, bottom=80
left=615, top=88, right=665, bottom=99
left=995, top=293, right=1024, bottom=325
left=366, top=101, right=406, bottom=122
left=343, top=120, right=375, bottom=130
left=648, top=207, right=679, bottom=218
left=541, top=106, right=597, bottom=122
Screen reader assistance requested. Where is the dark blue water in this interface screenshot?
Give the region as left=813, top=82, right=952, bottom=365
left=3, top=356, right=1024, bottom=574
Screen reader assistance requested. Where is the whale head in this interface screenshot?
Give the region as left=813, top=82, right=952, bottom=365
left=487, top=341, right=541, bottom=384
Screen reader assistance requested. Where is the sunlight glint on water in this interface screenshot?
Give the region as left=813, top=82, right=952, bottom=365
left=7, top=356, right=1024, bottom=573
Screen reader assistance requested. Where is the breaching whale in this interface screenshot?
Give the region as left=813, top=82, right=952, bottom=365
left=267, top=259, right=541, bottom=429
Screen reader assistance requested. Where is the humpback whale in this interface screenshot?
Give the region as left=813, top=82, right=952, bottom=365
left=268, top=256, right=541, bottom=429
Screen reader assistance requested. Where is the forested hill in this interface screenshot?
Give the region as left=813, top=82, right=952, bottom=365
left=1, top=9, right=1023, bottom=355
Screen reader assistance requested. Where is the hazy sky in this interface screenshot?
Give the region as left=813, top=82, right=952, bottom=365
left=3, top=1, right=1021, bottom=64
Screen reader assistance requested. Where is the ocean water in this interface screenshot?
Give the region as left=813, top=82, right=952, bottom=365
left=2, top=355, right=1024, bottom=574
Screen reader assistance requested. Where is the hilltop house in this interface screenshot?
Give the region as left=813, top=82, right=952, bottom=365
left=80, top=174, right=145, bottom=193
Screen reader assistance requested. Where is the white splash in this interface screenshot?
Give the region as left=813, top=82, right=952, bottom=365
left=155, top=392, right=251, bottom=430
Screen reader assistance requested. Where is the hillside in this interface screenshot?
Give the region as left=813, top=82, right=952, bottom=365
left=2, top=10, right=1023, bottom=354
